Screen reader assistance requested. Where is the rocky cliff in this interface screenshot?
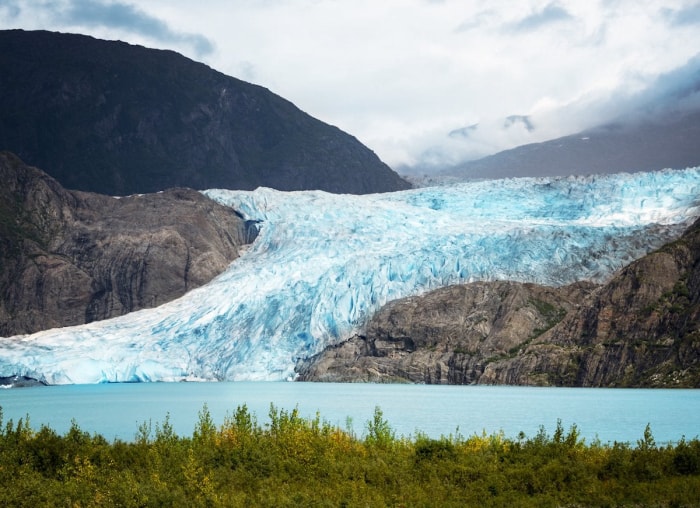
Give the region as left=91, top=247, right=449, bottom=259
left=0, top=30, right=409, bottom=196
left=0, top=151, right=253, bottom=336
left=297, top=219, right=700, bottom=387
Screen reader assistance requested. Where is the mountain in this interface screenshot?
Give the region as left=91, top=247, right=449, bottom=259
left=0, top=167, right=698, bottom=384
left=297, top=217, right=700, bottom=387
left=0, top=151, right=254, bottom=336
left=440, top=110, right=700, bottom=180
left=0, top=29, right=409, bottom=195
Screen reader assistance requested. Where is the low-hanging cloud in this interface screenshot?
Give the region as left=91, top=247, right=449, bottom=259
left=400, top=50, right=700, bottom=174
left=615, top=52, right=700, bottom=121
left=551, top=51, right=700, bottom=130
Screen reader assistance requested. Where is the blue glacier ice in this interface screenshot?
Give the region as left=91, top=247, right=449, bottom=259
left=1, top=168, right=700, bottom=384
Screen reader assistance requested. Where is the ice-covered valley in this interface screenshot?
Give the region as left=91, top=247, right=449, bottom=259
left=1, top=168, right=700, bottom=384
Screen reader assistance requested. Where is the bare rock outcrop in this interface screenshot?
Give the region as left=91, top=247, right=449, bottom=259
left=0, top=151, right=252, bottom=336
left=297, top=219, right=700, bottom=387
left=482, top=220, right=700, bottom=387
left=296, top=281, right=596, bottom=384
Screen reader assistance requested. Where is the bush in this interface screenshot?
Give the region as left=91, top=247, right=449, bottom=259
left=0, top=405, right=698, bottom=507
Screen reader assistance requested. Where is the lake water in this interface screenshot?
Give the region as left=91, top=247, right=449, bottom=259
left=1, top=382, right=699, bottom=444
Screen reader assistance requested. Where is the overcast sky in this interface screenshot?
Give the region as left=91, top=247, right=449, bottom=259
left=2, top=0, right=700, bottom=171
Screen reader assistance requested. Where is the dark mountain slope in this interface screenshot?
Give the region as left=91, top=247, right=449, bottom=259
left=443, top=111, right=700, bottom=180
left=0, top=151, right=254, bottom=336
left=297, top=218, right=700, bottom=387
left=0, top=30, right=409, bottom=195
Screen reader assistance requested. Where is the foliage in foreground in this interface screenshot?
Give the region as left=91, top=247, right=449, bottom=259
left=0, top=405, right=699, bottom=507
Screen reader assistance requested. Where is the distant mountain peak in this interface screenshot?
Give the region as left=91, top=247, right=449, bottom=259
left=504, top=115, right=535, bottom=132
left=443, top=109, right=700, bottom=180
left=448, top=124, right=479, bottom=139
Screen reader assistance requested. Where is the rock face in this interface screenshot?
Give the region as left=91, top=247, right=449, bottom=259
left=0, top=151, right=252, bottom=336
left=296, top=281, right=596, bottom=384
left=297, top=219, right=700, bottom=387
left=0, top=29, right=409, bottom=196
left=484, top=220, right=700, bottom=388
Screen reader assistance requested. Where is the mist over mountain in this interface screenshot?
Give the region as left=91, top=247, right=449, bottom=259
left=0, top=29, right=409, bottom=195
left=402, top=53, right=700, bottom=181
left=439, top=110, right=700, bottom=181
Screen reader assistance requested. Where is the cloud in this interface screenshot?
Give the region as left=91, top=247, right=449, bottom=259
left=61, top=0, right=214, bottom=56
left=662, top=3, right=700, bottom=26
left=515, top=51, right=700, bottom=143
left=511, top=2, right=573, bottom=32
left=399, top=49, right=700, bottom=173
left=617, top=52, right=700, bottom=119
left=397, top=115, right=545, bottom=173
left=454, top=10, right=497, bottom=32
left=3, top=0, right=214, bottom=57
left=0, top=0, right=21, bottom=18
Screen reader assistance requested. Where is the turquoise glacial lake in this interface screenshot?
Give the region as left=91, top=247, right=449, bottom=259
left=1, top=382, right=698, bottom=444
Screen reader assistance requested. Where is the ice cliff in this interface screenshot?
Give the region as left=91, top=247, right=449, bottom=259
left=1, top=168, right=699, bottom=384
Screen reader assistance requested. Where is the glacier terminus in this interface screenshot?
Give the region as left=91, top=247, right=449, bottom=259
left=1, top=168, right=700, bottom=384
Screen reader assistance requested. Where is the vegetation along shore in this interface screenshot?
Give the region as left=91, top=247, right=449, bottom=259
left=1, top=405, right=699, bottom=507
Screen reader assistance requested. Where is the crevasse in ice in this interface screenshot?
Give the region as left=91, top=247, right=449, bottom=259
left=1, top=168, right=699, bottom=384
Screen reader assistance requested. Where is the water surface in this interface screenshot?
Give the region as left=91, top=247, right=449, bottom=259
left=1, top=383, right=698, bottom=444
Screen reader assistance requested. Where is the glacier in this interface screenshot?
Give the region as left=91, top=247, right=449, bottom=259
left=1, top=168, right=700, bottom=384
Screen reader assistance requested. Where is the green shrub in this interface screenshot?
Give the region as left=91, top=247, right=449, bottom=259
left=364, top=406, right=395, bottom=450
left=0, top=405, right=698, bottom=507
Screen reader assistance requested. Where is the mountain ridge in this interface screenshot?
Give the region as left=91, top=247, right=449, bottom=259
left=0, top=29, right=409, bottom=195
